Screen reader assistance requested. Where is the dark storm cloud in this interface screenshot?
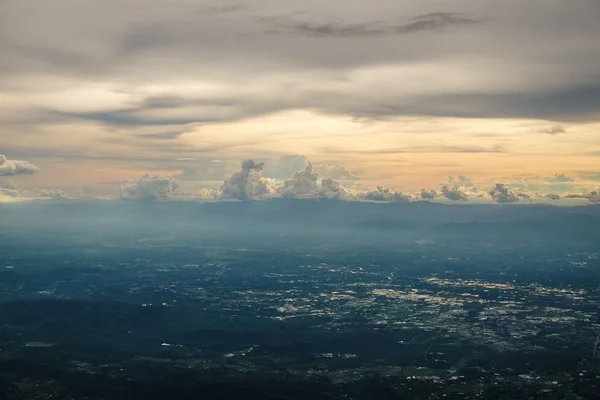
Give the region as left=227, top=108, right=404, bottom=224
left=256, top=12, right=484, bottom=38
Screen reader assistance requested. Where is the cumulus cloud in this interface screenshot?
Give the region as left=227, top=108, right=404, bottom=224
left=548, top=173, right=574, bottom=183
left=276, top=162, right=319, bottom=199
left=0, top=181, right=20, bottom=201
left=262, top=155, right=309, bottom=180
left=0, top=154, right=40, bottom=176
left=441, top=184, right=468, bottom=201
left=319, top=178, right=362, bottom=200
left=197, top=187, right=221, bottom=200
left=37, top=188, right=73, bottom=200
left=439, top=175, right=482, bottom=201
left=545, top=193, right=561, bottom=201
left=449, top=175, right=474, bottom=187
left=220, top=160, right=275, bottom=200
left=565, top=190, right=600, bottom=203
left=420, top=189, right=437, bottom=200
left=0, top=181, right=18, bottom=190
left=120, top=174, right=180, bottom=200
left=220, top=159, right=365, bottom=201
left=488, top=183, right=530, bottom=203
left=264, top=155, right=359, bottom=184
left=316, top=164, right=360, bottom=182
left=362, top=186, right=410, bottom=202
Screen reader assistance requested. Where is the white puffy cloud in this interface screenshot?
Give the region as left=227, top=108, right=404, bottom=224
left=449, top=175, right=474, bottom=187
left=319, top=178, right=362, bottom=200
left=548, top=173, right=575, bottom=183
left=362, top=186, right=410, bottom=202
left=120, top=174, right=180, bottom=200
left=220, top=160, right=275, bottom=200
left=263, top=155, right=359, bottom=184
left=276, top=162, right=319, bottom=199
left=0, top=180, right=19, bottom=201
left=565, top=190, right=600, bottom=203
left=317, top=164, right=360, bottom=182
left=439, top=175, right=481, bottom=201
left=441, top=184, right=468, bottom=201
left=489, top=183, right=530, bottom=203
left=262, top=155, right=309, bottom=180
left=0, top=154, right=39, bottom=176
left=197, top=187, right=221, bottom=200
left=221, top=158, right=389, bottom=202
left=37, top=188, right=73, bottom=200
left=420, top=188, right=437, bottom=200
left=0, top=180, right=18, bottom=190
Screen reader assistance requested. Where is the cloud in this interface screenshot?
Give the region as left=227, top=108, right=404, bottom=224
left=439, top=175, right=479, bottom=201
left=449, top=175, right=474, bottom=187
left=0, top=154, right=40, bottom=176
left=548, top=173, right=574, bottom=183
left=543, top=125, right=566, bottom=135
left=319, top=178, right=349, bottom=200
left=220, top=160, right=275, bottom=200
left=257, top=12, right=484, bottom=38
left=545, top=193, right=561, bottom=201
left=0, top=181, right=18, bottom=190
left=323, top=144, right=506, bottom=155
left=488, top=183, right=530, bottom=203
left=362, top=186, right=410, bottom=202
left=276, top=162, right=319, bottom=199
left=37, top=188, right=73, bottom=200
left=320, top=164, right=360, bottom=182
left=0, top=181, right=20, bottom=200
left=173, top=159, right=228, bottom=182
left=0, top=181, right=75, bottom=202
left=262, top=155, right=310, bottom=180
left=120, top=174, right=180, bottom=200
left=441, top=184, right=468, bottom=201
left=565, top=190, right=600, bottom=203
left=1, top=0, right=600, bottom=142
left=420, top=189, right=437, bottom=200
left=263, top=156, right=360, bottom=183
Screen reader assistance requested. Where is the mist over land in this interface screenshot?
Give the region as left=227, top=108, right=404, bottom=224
left=1, top=201, right=600, bottom=399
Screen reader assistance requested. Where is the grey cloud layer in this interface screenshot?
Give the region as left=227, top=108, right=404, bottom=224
left=1, top=0, right=600, bottom=129
left=256, top=12, right=483, bottom=38
left=120, top=174, right=180, bottom=201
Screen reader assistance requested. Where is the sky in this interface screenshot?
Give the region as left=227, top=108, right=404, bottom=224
left=1, top=0, right=599, bottom=203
